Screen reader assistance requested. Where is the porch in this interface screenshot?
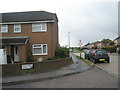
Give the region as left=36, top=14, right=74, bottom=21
left=1, top=36, right=28, bottom=63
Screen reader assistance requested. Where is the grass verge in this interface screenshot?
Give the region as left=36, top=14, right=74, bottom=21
left=76, top=56, right=94, bottom=66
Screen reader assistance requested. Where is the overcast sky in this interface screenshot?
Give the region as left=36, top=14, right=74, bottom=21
left=0, top=0, right=119, bottom=47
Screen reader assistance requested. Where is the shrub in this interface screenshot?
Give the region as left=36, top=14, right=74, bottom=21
left=101, top=46, right=117, bottom=53
left=55, top=47, right=69, bottom=58
left=47, top=57, right=56, bottom=60
left=47, top=47, right=69, bottom=60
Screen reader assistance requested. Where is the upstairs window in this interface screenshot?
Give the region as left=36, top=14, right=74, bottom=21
left=1, top=25, right=8, bottom=33
left=33, top=44, right=47, bottom=55
left=14, top=24, right=21, bottom=33
left=32, top=23, right=47, bottom=32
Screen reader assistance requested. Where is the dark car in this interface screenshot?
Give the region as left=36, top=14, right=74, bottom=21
left=91, top=50, right=110, bottom=63
left=87, top=49, right=96, bottom=60
left=116, top=47, right=120, bottom=54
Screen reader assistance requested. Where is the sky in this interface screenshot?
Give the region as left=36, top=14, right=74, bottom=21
left=0, top=0, right=119, bottom=47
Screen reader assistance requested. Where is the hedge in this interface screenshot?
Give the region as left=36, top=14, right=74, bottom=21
left=101, top=46, right=117, bottom=53
left=48, top=47, right=69, bottom=60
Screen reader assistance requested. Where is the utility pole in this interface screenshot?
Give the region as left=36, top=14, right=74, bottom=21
left=68, top=32, right=70, bottom=50
left=79, top=40, right=82, bottom=58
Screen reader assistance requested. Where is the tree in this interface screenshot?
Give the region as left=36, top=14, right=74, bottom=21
left=101, top=39, right=115, bottom=46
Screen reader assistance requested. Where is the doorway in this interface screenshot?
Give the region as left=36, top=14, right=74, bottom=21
left=14, top=45, right=19, bottom=62
left=10, top=45, right=19, bottom=62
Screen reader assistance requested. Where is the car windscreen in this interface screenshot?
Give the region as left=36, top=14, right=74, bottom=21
left=96, top=50, right=107, bottom=54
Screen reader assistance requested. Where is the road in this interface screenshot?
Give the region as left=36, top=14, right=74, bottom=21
left=3, top=53, right=118, bottom=88
left=3, top=66, right=118, bottom=88
left=73, top=53, right=118, bottom=78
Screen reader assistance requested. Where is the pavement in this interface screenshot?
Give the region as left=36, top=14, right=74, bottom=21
left=3, top=66, right=118, bottom=88
left=2, top=53, right=93, bottom=86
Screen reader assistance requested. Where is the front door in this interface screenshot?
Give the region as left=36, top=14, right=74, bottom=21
left=14, top=46, right=19, bottom=62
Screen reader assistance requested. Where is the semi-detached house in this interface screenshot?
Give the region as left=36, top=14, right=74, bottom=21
left=0, top=11, right=59, bottom=63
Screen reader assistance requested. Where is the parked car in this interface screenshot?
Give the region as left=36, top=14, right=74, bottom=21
left=116, top=47, right=120, bottom=54
left=84, top=50, right=90, bottom=59
left=87, top=49, right=96, bottom=60
left=84, top=49, right=96, bottom=60
left=91, top=50, right=110, bottom=63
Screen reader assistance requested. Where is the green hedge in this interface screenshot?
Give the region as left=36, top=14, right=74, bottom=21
left=48, top=47, right=69, bottom=60
left=101, top=46, right=117, bottom=53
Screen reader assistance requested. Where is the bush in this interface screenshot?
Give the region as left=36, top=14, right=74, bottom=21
left=47, top=47, right=69, bottom=60
left=55, top=47, right=69, bottom=58
left=47, top=57, right=56, bottom=60
left=101, top=46, right=117, bottom=53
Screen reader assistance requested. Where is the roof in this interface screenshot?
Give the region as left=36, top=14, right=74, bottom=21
left=0, top=36, right=28, bottom=45
left=114, top=36, right=120, bottom=41
left=1, top=11, right=58, bottom=23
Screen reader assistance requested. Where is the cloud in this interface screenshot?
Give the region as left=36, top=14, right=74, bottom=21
left=0, top=0, right=118, bottom=47
left=59, top=2, right=118, bottom=47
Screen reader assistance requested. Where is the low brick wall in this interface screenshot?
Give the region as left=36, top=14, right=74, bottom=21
left=2, top=57, right=72, bottom=77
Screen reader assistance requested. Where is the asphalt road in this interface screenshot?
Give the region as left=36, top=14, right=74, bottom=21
left=3, top=66, right=118, bottom=88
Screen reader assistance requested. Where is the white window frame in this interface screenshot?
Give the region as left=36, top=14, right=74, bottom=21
left=14, top=24, right=21, bottom=33
left=1, top=25, right=8, bottom=33
left=32, top=44, right=47, bottom=55
left=32, top=23, right=47, bottom=32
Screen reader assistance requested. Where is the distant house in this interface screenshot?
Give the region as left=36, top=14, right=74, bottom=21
left=114, top=36, right=120, bottom=46
left=0, top=11, right=59, bottom=63
left=84, top=41, right=107, bottom=49
left=84, top=41, right=101, bottom=49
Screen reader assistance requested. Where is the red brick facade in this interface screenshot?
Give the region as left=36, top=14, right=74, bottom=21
left=0, top=11, right=59, bottom=63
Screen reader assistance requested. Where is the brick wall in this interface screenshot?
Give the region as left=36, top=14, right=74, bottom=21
left=2, top=57, right=72, bottom=77
left=18, top=45, right=27, bottom=62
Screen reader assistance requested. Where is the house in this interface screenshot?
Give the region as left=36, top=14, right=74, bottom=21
left=0, top=11, right=59, bottom=63
left=114, top=36, right=120, bottom=46
left=84, top=41, right=104, bottom=49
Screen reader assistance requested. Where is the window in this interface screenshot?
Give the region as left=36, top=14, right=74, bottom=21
left=1, top=25, right=8, bottom=33
left=32, top=23, right=47, bottom=32
left=14, top=24, right=21, bottom=33
left=33, top=44, right=47, bottom=55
